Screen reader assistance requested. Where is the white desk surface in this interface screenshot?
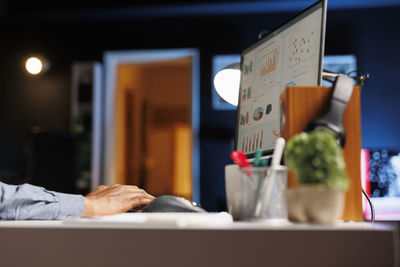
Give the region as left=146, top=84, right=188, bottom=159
left=0, top=215, right=397, bottom=267
left=0, top=216, right=395, bottom=231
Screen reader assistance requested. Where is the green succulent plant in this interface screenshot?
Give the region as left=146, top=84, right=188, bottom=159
left=285, top=130, right=349, bottom=191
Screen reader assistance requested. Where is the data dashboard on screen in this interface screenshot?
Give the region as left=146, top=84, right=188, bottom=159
left=235, top=0, right=326, bottom=158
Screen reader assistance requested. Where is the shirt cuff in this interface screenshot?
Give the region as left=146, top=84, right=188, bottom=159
left=54, top=192, right=85, bottom=219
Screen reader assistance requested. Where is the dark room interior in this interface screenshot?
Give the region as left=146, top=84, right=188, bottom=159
left=0, top=0, right=399, bottom=265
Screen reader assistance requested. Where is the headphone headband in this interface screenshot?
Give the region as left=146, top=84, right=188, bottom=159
left=305, top=74, right=354, bottom=147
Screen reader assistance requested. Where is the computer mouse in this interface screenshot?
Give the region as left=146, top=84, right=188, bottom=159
left=141, top=195, right=206, bottom=213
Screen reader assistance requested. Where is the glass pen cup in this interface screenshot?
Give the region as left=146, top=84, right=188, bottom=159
left=226, top=165, right=288, bottom=221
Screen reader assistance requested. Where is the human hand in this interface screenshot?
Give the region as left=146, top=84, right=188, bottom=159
left=81, top=184, right=155, bottom=217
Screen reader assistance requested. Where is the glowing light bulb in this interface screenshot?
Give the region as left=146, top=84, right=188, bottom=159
left=25, top=57, right=43, bottom=75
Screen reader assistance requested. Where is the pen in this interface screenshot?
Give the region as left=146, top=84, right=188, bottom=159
left=271, top=137, right=286, bottom=167
left=261, top=137, right=286, bottom=214
left=252, top=148, right=268, bottom=216
left=230, top=150, right=252, bottom=175
left=253, top=148, right=262, bottom=166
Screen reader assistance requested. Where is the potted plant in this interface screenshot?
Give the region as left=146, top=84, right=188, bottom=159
left=284, top=130, right=349, bottom=224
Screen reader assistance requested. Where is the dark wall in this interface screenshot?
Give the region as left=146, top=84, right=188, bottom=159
left=0, top=5, right=399, bottom=210
left=326, top=8, right=400, bottom=150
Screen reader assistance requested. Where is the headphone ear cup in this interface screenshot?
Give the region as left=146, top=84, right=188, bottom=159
left=304, top=121, right=346, bottom=148
left=303, top=75, right=353, bottom=148
left=304, top=120, right=316, bottom=133
left=337, top=131, right=346, bottom=148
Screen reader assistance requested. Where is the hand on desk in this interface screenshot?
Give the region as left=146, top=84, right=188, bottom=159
left=81, top=184, right=154, bottom=217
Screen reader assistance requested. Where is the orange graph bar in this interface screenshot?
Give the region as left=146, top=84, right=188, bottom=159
left=260, top=49, right=277, bottom=76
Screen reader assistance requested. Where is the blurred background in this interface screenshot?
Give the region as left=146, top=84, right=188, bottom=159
left=0, top=0, right=399, bottom=213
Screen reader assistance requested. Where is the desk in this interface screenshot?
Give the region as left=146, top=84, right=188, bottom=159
left=0, top=220, right=397, bottom=267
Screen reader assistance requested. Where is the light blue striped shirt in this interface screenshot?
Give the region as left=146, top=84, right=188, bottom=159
left=0, top=181, right=84, bottom=220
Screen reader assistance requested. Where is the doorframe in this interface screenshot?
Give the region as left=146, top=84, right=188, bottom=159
left=100, top=49, right=201, bottom=203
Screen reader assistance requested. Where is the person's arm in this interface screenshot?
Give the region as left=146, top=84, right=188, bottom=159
left=0, top=182, right=154, bottom=220
left=0, top=181, right=84, bottom=220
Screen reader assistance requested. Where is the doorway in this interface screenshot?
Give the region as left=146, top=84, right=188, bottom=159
left=101, top=49, right=200, bottom=202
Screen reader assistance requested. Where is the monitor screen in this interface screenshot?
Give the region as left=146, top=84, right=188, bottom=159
left=362, top=148, right=400, bottom=221
left=322, top=54, right=357, bottom=86
left=234, top=0, right=327, bottom=159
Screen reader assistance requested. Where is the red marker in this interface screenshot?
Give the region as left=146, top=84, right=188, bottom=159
left=230, top=150, right=252, bottom=175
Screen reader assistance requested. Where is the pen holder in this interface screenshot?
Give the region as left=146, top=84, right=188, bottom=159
left=225, top=165, right=288, bottom=221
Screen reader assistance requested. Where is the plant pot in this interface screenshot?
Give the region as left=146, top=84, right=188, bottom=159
left=286, top=184, right=345, bottom=224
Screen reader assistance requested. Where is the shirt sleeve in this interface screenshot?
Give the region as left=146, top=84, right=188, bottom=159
left=0, top=181, right=85, bottom=220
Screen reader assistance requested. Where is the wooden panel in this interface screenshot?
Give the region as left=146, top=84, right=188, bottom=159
left=113, top=59, right=192, bottom=187
left=280, top=86, right=363, bottom=221
left=146, top=126, right=175, bottom=195
left=172, top=124, right=192, bottom=200
left=115, top=65, right=144, bottom=185
left=124, top=90, right=135, bottom=185
left=146, top=124, right=192, bottom=198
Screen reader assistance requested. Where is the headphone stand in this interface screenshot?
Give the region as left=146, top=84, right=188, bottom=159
left=280, top=85, right=363, bottom=222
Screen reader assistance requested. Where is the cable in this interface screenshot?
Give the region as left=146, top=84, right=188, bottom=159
left=346, top=70, right=370, bottom=87
left=322, top=69, right=341, bottom=84
left=361, top=187, right=375, bottom=223
left=322, top=69, right=370, bottom=88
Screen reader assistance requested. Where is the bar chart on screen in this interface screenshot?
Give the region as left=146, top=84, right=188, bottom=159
left=260, top=49, right=277, bottom=76
left=241, top=129, right=264, bottom=153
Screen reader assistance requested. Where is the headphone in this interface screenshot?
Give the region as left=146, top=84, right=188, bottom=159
left=305, top=74, right=354, bottom=147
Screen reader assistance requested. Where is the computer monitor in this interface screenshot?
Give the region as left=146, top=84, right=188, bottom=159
left=322, top=54, right=357, bottom=86
left=234, top=0, right=327, bottom=159
left=362, top=148, right=400, bottom=221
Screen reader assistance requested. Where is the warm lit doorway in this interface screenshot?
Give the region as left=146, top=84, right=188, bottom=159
left=101, top=49, right=200, bottom=202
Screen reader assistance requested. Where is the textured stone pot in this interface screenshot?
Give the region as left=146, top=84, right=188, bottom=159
left=286, top=185, right=345, bottom=224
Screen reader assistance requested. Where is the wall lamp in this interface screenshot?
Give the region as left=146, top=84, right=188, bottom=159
left=213, top=62, right=241, bottom=106
left=25, top=56, right=50, bottom=75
